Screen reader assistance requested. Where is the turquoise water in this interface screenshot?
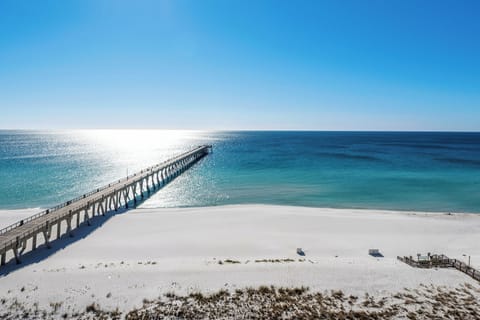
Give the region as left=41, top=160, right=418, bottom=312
left=0, top=130, right=479, bottom=213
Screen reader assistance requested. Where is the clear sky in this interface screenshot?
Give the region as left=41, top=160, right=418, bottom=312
left=0, top=1, right=479, bottom=130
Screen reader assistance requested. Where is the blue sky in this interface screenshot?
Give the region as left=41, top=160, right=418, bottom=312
left=0, top=0, right=479, bottom=130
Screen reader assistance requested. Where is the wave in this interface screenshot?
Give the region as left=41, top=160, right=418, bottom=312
left=379, top=143, right=477, bottom=151
left=435, top=157, right=480, bottom=167
left=315, top=152, right=384, bottom=162
left=0, top=152, right=95, bottom=161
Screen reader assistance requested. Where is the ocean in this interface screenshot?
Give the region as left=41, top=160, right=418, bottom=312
left=0, top=130, right=479, bottom=213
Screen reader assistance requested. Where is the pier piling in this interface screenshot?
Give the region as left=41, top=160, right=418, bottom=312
left=0, top=145, right=212, bottom=268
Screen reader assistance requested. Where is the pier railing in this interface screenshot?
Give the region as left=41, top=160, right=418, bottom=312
left=0, top=146, right=210, bottom=237
left=398, top=254, right=480, bottom=282
left=0, top=145, right=212, bottom=267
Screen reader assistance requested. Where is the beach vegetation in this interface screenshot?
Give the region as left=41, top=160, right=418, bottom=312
left=1, top=283, right=479, bottom=319
left=224, top=259, right=241, bottom=264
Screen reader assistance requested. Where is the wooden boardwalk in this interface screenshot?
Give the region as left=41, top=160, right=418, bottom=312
left=0, top=145, right=212, bottom=267
left=398, top=254, right=480, bottom=282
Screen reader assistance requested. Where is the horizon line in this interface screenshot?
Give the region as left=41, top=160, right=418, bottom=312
left=1, top=128, right=479, bottom=133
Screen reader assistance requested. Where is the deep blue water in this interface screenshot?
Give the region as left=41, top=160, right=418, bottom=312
left=0, top=130, right=479, bottom=213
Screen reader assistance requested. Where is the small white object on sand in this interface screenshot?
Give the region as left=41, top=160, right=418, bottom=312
left=0, top=204, right=479, bottom=314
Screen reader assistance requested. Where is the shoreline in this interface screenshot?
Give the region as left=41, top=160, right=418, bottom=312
left=1, top=203, right=478, bottom=222
left=0, top=204, right=479, bottom=318
left=0, top=208, right=42, bottom=230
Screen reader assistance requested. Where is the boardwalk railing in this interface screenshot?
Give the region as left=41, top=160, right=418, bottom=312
left=0, top=145, right=212, bottom=267
left=398, top=254, right=480, bottom=282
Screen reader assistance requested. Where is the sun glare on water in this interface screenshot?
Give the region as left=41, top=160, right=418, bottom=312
left=77, top=129, right=205, bottom=165
left=67, top=129, right=216, bottom=208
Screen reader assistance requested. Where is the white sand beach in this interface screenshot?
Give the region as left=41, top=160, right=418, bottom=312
left=0, top=205, right=479, bottom=318
left=0, top=208, right=41, bottom=228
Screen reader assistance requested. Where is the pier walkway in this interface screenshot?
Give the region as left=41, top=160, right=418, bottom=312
left=0, top=145, right=212, bottom=267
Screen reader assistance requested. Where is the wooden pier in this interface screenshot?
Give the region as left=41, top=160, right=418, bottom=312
left=0, top=145, right=212, bottom=267
left=398, top=254, right=480, bottom=282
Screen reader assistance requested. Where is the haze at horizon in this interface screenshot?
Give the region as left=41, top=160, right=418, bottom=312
left=1, top=0, right=479, bottom=131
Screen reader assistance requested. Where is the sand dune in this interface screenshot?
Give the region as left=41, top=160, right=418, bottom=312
left=0, top=205, right=479, bottom=317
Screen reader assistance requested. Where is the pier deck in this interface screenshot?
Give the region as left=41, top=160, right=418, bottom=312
left=0, top=145, right=212, bottom=267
